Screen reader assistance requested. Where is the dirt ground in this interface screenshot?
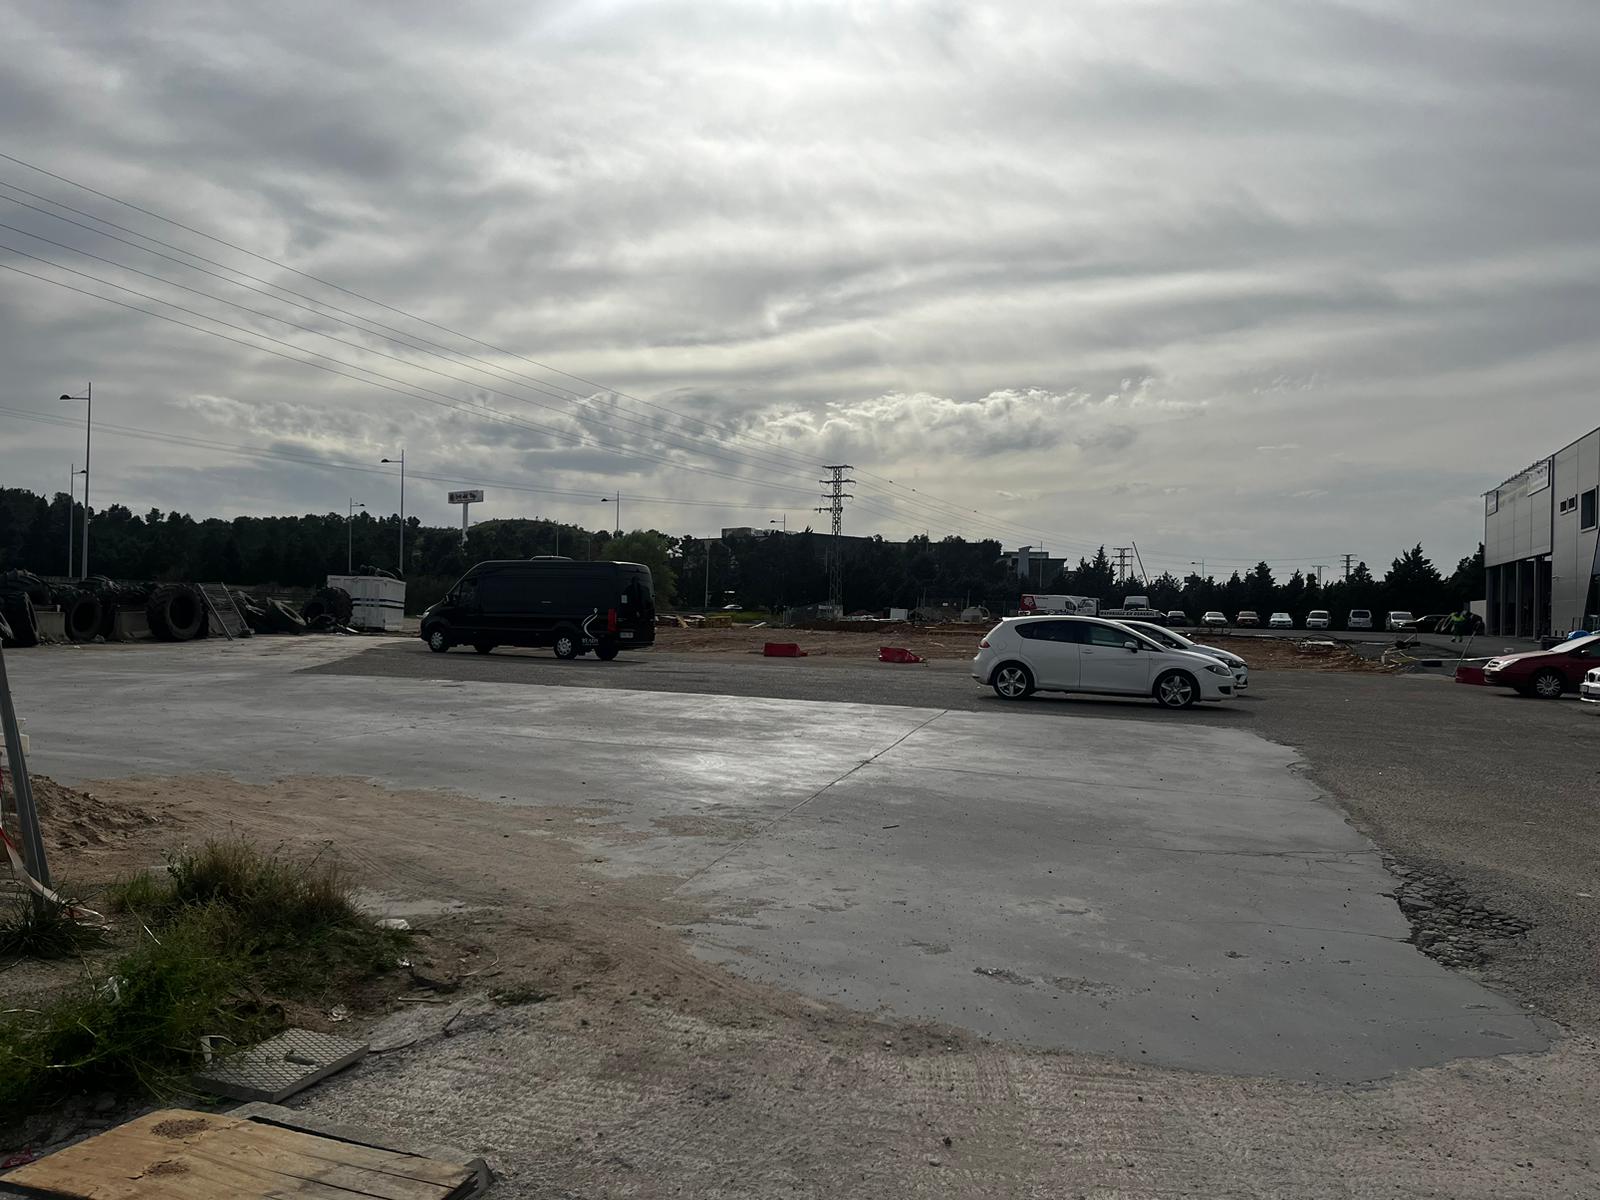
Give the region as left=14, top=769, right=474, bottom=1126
left=656, top=623, right=1390, bottom=671
left=5, top=773, right=1595, bottom=1196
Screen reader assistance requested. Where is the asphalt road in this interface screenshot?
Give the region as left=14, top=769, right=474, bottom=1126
left=312, top=640, right=1600, bottom=1031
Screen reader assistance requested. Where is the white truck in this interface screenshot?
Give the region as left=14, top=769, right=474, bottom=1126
left=1099, top=594, right=1166, bottom=621
left=1019, top=594, right=1100, bottom=616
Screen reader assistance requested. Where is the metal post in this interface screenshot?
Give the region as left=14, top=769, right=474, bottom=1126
left=461, top=500, right=469, bottom=547
left=81, top=382, right=91, bottom=579
left=399, top=451, right=405, bottom=574
left=0, top=642, right=51, bottom=903
left=705, top=539, right=711, bottom=609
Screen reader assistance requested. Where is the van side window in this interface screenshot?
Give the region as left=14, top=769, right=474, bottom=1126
left=455, top=579, right=478, bottom=607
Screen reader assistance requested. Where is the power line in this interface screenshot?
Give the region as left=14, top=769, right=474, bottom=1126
left=0, top=256, right=827, bottom=503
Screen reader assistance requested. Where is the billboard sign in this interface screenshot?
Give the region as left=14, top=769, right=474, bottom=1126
left=448, top=489, right=484, bottom=504
left=1526, top=459, right=1551, bottom=495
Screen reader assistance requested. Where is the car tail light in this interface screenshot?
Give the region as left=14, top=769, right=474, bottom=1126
left=607, top=608, right=618, bottom=633
left=979, top=638, right=990, bottom=648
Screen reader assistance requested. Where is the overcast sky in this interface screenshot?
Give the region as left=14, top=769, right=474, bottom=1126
left=2, top=0, right=1595, bottom=579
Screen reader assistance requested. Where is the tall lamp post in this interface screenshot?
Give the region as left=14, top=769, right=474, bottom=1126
left=380, top=452, right=405, bottom=575
left=347, top=499, right=366, bottom=573
left=769, top=515, right=787, bottom=533
left=58, top=384, right=91, bottom=578
left=600, top=492, right=621, bottom=537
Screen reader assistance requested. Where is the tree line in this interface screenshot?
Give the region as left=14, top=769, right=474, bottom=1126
left=0, top=486, right=1481, bottom=619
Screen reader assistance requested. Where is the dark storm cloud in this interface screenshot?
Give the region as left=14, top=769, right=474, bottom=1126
left=1, top=0, right=1596, bottom=560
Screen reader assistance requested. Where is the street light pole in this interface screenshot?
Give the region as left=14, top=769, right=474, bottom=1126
left=704, top=538, right=712, bottom=610
left=347, top=499, right=366, bottom=573
left=58, top=384, right=91, bottom=577
left=381, top=452, right=405, bottom=574
left=600, top=492, right=621, bottom=537
left=770, top=515, right=786, bottom=533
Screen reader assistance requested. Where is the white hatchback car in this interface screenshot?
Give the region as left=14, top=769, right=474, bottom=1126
left=1268, top=612, right=1293, bottom=628
left=973, top=616, right=1236, bottom=708
left=1305, top=610, right=1331, bottom=629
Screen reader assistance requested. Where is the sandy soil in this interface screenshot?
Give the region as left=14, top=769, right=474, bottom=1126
left=5, top=773, right=1594, bottom=1196
left=655, top=623, right=1390, bottom=671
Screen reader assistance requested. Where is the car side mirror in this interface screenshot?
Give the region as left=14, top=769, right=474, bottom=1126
left=1123, top=640, right=1140, bottom=652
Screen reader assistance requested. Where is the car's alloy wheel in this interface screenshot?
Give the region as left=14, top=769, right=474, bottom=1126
left=427, top=628, right=449, bottom=653
left=992, top=664, right=1032, bottom=700
left=1155, top=670, right=1197, bottom=708
left=1532, top=669, right=1564, bottom=699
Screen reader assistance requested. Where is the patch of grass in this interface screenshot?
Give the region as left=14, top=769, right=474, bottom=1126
left=0, top=889, right=106, bottom=960
left=490, top=984, right=553, bottom=1007
left=2, top=840, right=407, bottom=1122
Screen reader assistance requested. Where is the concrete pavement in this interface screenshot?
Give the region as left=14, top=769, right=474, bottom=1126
left=4, top=637, right=1546, bottom=1081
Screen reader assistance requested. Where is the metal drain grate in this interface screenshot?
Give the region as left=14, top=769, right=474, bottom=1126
left=194, top=1028, right=368, bottom=1103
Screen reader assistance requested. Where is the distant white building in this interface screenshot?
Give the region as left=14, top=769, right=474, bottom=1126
left=1483, top=427, right=1600, bottom=636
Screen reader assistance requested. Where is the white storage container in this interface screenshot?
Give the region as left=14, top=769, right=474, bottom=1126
left=326, top=575, right=407, bottom=631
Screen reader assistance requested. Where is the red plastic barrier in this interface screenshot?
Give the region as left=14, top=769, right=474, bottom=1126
left=764, top=642, right=807, bottom=657
left=1455, top=665, right=1486, bottom=686
left=878, top=646, right=925, bottom=664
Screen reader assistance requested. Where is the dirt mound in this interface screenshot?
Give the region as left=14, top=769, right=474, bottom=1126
left=20, top=776, right=161, bottom=854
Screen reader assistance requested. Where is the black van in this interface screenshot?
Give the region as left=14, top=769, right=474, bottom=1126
left=419, top=558, right=656, bottom=659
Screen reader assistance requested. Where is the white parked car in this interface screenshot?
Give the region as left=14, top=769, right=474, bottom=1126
left=972, top=616, right=1237, bottom=708
left=1305, top=610, right=1331, bottom=629
left=1115, top=620, right=1250, bottom=691
left=1268, top=612, right=1293, bottom=629
left=1581, top=666, right=1600, bottom=705
left=1349, top=609, right=1373, bottom=629
left=1386, top=610, right=1417, bottom=631
left=1201, top=611, right=1227, bottom=627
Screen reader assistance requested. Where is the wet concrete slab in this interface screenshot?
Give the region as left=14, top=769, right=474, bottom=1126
left=7, top=640, right=1546, bottom=1081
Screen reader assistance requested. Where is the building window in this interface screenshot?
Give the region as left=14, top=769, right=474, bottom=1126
left=1582, top=488, right=1598, bottom=531
left=1560, top=495, right=1578, bottom=515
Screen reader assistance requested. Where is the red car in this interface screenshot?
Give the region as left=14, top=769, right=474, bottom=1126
left=1482, top=634, right=1600, bottom=698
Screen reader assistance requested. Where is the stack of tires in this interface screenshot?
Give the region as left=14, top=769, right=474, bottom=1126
left=146, top=583, right=209, bottom=643
left=301, top=586, right=354, bottom=630
left=0, top=570, right=48, bottom=648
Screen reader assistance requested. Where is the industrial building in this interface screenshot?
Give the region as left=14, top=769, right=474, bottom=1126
left=1483, top=426, right=1600, bottom=637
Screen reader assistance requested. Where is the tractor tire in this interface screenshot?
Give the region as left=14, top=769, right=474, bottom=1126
left=1, top=593, right=40, bottom=648
left=63, top=592, right=104, bottom=642
left=147, top=584, right=207, bottom=642
left=259, top=598, right=307, bottom=634
left=302, top=586, right=354, bottom=626
left=0, top=570, right=51, bottom=606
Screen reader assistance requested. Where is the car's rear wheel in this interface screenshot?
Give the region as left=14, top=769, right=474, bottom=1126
left=1532, top=668, right=1565, bottom=699
left=991, top=662, right=1033, bottom=700
left=474, top=642, right=494, bottom=655
left=1154, top=669, right=1199, bottom=709
left=553, top=628, right=580, bottom=660
left=595, top=641, right=619, bottom=661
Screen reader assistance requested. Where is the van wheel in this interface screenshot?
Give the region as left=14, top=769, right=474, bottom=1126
left=1154, top=670, right=1198, bottom=708
left=427, top=628, right=450, bottom=653
left=474, top=642, right=494, bottom=655
left=553, top=629, right=580, bottom=659
left=595, top=642, right=619, bottom=661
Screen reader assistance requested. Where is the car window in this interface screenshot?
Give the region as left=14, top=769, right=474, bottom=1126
left=1084, top=623, right=1137, bottom=648
left=1132, top=624, right=1181, bottom=648
left=1016, top=620, right=1073, bottom=642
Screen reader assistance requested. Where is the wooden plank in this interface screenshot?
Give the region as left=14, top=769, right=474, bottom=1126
left=228, top=1121, right=474, bottom=1189
left=0, top=1109, right=475, bottom=1199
